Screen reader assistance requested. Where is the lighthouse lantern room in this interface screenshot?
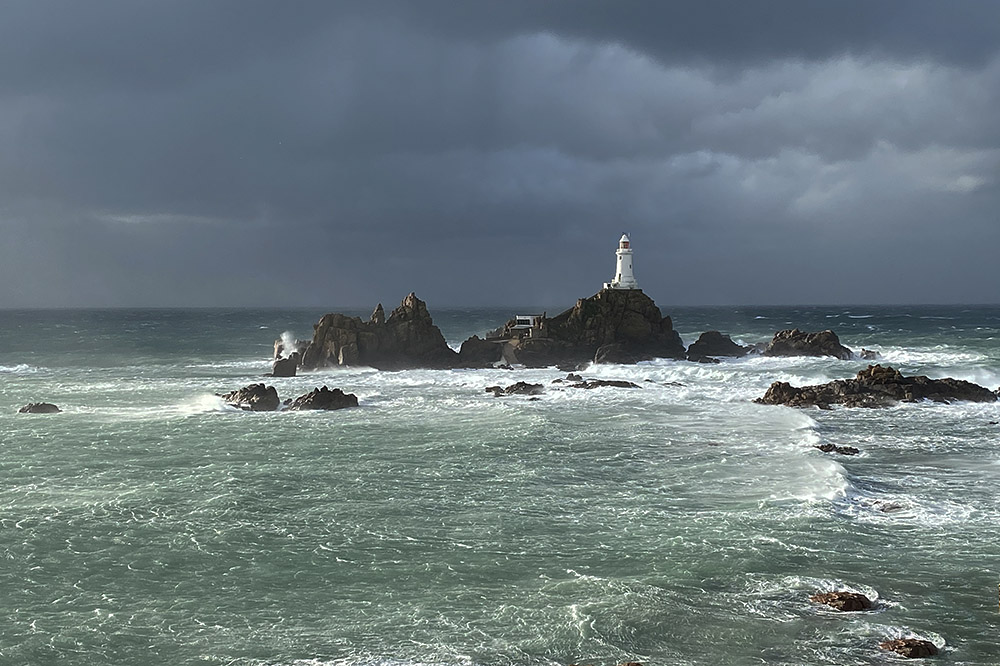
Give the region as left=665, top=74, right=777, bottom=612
left=604, top=234, right=639, bottom=290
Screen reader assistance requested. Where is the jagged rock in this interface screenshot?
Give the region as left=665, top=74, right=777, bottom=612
left=18, top=402, right=61, bottom=414
left=220, top=384, right=280, bottom=412
left=300, top=293, right=458, bottom=370
left=756, top=364, right=998, bottom=409
left=763, top=329, right=853, bottom=360
left=286, top=386, right=358, bottom=411
left=271, top=352, right=299, bottom=377
left=570, top=379, right=641, bottom=390
left=687, top=331, right=750, bottom=361
left=486, top=382, right=544, bottom=396
left=457, top=335, right=503, bottom=368
left=594, top=342, right=639, bottom=365
left=370, top=303, right=385, bottom=325
left=566, top=373, right=583, bottom=382
left=809, top=591, right=873, bottom=611
left=879, top=639, right=939, bottom=658
left=860, top=348, right=880, bottom=360
left=815, top=443, right=860, bottom=455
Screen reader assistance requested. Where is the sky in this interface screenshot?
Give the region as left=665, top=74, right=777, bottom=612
left=1, top=0, right=998, bottom=308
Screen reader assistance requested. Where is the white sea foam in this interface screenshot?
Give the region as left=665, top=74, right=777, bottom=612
left=0, top=364, right=40, bottom=374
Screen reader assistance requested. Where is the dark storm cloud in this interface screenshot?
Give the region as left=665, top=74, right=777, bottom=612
left=0, top=1, right=998, bottom=307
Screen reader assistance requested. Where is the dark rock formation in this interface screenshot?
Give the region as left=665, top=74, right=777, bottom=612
left=220, top=384, right=280, bottom=412
left=809, top=591, right=873, bottom=611
left=271, top=352, right=299, bottom=377
left=879, top=639, right=939, bottom=658
left=815, top=443, right=860, bottom=455
left=300, top=293, right=458, bottom=370
left=457, top=335, right=503, bottom=368
left=756, top=364, right=998, bottom=409
left=369, top=303, right=385, bottom=325
left=486, top=382, right=544, bottom=397
left=859, top=348, right=880, bottom=361
left=18, top=402, right=61, bottom=414
left=594, top=342, right=639, bottom=365
left=494, top=288, right=685, bottom=368
left=686, top=331, right=750, bottom=361
left=763, top=329, right=853, bottom=360
left=286, top=386, right=358, bottom=411
left=569, top=379, right=641, bottom=390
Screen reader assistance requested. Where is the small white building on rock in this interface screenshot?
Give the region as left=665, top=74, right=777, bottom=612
left=604, top=233, right=639, bottom=290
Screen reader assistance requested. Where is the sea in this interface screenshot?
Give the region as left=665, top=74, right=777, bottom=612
left=1, top=304, right=999, bottom=666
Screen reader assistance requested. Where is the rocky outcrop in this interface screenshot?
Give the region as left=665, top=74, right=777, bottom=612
left=271, top=353, right=299, bottom=377
left=860, top=348, right=880, bottom=360
left=756, top=365, right=998, bottom=409
left=809, top=591, right=873, bottom=611
left=220, top=384, right=280, bottom=411
left=490, top=288, right=685, bottom=368
left=879, top=639, right=939, bottom=658
left=300, top=293, right=458, bottom=370
left=686, top=331, right=750, bottom=361
left=285, top=386, right=358, bottom=411
left=486, top=382, right=544, bottom=397
left=457, top=335, right=503, bottom=368
left=18, top=402, right=61, bottom=414
left=763, top=329, right=853, bottom=360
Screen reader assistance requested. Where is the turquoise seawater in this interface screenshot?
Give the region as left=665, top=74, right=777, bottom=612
left=1, top=305, right=999, bottom=665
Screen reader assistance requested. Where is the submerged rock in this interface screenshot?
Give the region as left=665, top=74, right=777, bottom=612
left=18, top=402, right=61, bottom=414
left=860, top=348, right=881, bottom=360
left=763, top=329, right=853, bottom=360
left=301, top=293, right=458, bottom=370
left=286, top=386, right=358, bottom=411
left=486, top=382, right=544, bottom=397
left=686, top=330, right=750, bottom=361
left=815, top=443, right=860, bottom=455
left=220, top=384, right=280, bottom=412
left=756, top=365, right=998, bottom=409
left=809, top=591, right=873, bottom=611
left=879, top=638, right=939, bottom=658
left=569, top=379, right=641, bottom=390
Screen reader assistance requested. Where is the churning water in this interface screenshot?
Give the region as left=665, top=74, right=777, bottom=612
left=1, top=306, right=999, bottom=665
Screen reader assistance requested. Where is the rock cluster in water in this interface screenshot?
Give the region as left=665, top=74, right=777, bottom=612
left=686, top=331, right=750, bottom=362
left=756, top=364, right=998, bottom=409
left=219, top=384, right=357, bottom=412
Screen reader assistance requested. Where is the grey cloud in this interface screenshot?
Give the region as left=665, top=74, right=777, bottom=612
left=0, top=1, right=998, bottom=307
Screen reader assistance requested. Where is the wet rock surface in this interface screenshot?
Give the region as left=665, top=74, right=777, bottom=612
left=686, top=330, right=750, bottom=361
left=285, top=386, right=359, bottom=411
left=879, top=638, right=939, bottom=658
left=756, top=365, right=998, bottom=408
left=18, top=402, right=61, bottom=414
left=220, top=384, right=280, bottom=412
left=486, top=382, right=544, bottom=397
left=809, top=591, right=873, bottom=611
left=569, top=379, right=641, bottom=390
left=271, top=353, right=299, bottom=377
left=763, top=329, right=853, bottom=360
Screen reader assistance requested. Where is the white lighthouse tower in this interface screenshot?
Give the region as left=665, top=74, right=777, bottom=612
left=604, top=234, right=639, bottom=290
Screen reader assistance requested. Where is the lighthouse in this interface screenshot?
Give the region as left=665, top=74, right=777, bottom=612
left=604, top=234, right=639, bottom=290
